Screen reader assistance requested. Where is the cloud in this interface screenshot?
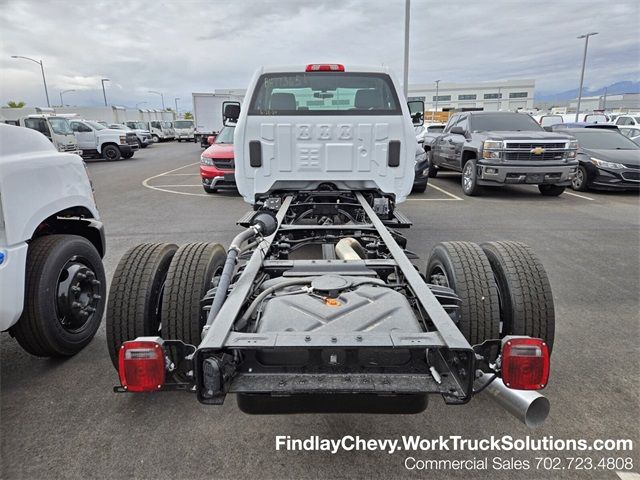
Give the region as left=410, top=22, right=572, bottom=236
left=0, top=0, right=638, bottom=110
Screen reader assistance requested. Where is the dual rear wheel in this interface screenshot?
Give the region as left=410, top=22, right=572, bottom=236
left=426, top=240, right=555, bottom=352
left=106, top=242, right=225, bottom=368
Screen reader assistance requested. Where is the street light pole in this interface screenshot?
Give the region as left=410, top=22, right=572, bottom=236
left=101, top=78, right=110, bottom=106
left=174, top=97, right=180, bottom=116
left=434, top=80, right=441, bottom=118
left=60, top=89, right=75, bottom=106
left=149, top=91, right=165, bottom=109
left=11, top=55, right=50, bottom=107
left=402, top=0, right=410, bottom=99
left=575, top=32, right=598, bottom=122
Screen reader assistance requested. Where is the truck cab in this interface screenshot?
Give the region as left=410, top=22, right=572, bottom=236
left=69, top=119, right=138, bottom=161
left=148, top=121, right=175, bottom=142
left=233, top=64, right=420, bottom=205
left=0, top=123, right=106, bottom=357
left=174, top=119, right=195, bottom=142
left=17, top=115, right=81, bottom=155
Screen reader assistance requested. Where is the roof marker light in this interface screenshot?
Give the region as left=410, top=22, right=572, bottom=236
left=306, top=64, right=345, bottom=72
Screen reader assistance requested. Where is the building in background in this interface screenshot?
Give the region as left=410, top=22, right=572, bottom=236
left=407, top=79, right=535, bottom=112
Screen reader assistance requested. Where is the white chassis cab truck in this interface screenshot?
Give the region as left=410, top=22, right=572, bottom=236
left=69, top=119, right=139, bottom=161
left=106, top=65, right=555, bottom=428
left=0, top=124, right=106, bottom=356
left=0, top=112, right=81, bottom=155
left=174, top=119, right=195, bottom=142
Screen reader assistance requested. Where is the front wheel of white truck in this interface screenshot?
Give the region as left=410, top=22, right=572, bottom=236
left=10, top=235, right=107, bottom=357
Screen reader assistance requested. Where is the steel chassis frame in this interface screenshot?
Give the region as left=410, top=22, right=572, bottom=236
left=185, top=191, right=478, bottom=407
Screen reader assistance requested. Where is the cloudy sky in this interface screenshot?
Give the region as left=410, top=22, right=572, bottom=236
left=0, top=0, right=638, bottom=112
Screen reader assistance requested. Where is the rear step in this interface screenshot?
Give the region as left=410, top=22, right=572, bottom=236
left=237, top=210, right=255, bottom=227
left=383, top=209, right=412, bottom=229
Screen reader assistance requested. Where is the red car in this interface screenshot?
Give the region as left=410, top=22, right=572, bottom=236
left=200, top=126, right=236, bottom=193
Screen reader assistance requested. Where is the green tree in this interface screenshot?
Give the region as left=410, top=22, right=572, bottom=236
left=6, top=100, right=26, bottom=108
left=184, top=111, right=193, bottom=119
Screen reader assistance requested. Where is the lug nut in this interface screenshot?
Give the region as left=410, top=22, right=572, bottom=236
left=72, top=301, right=82, bottom=309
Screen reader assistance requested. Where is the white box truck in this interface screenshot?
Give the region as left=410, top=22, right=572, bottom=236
left=193, top=92, right=244, bottom=147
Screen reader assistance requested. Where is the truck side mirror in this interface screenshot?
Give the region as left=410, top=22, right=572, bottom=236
left=223, top=102, right=241, bottom=126
left=407, top=100, right=424, bottom=126
left=450, top=126, right=466, bottom=136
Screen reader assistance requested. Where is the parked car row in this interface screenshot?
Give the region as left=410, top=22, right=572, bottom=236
left=420, top=111, right=639, bottom=195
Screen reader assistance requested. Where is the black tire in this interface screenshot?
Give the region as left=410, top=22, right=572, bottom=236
left=461, top=158, right=481, bottom=196
left=152, top=134, right=160, bottom=142
left=203, top=186, right=218, bottom=194
left=481, top=241, right=555, bottom=353
left=426, top=241, right=500, bottom=345
left=571, top=165, right=589, bottom=191
left=106, top=243, right=178, bottom=369
left=162, top=243, right=226, bottom=346
left=412, top=180, right=428, bottom=194
left=10, top=235, right=106, bottom=357
left=102, top=144, right=121, bottom=161
left=177, top=139, right=182, bottom=142
left=136, top=139, right=143, bottom=149
left=122, top=151, right=134, bottom=159
left=538, top=184, right=565, bottom=196
left=426, top=151, right=438, bottom=177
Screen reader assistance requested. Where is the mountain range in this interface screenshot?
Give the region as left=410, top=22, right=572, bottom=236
left=535, top=81, right=640, bottom=101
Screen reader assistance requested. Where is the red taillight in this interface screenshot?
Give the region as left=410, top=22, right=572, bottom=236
left=305, top=64, right=344, bottom=72
left=501, top=337, right=549, bottom=390
left=118, top=340, right=165, bottom=392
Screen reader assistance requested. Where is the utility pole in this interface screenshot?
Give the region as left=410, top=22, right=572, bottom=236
left=101, top=78, right=110, bottom=106
left=60, top=89, right=75, bottom=106
left=575, top=32, right=598, bottom=122
left=402, top=0, right=410, bottom=99
left=174, top=97, right=180, bottom=116
left=434, top=80, right=441, bottom=118
left=149, top=90, right=165, bottom=109
left=601, top=87, right=608, bottom=110
left=11, top=55, right=50, bottom=107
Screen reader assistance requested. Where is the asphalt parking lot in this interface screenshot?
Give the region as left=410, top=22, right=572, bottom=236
left=2, top=141, right=639, bottom=479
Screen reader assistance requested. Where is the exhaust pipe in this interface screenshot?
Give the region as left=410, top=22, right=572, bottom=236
left=477, top=373, right=550, bottom=429
left=335, top=238, right=365, bottom=260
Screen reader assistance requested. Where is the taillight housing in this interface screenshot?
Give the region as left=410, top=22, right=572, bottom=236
left=306, top=64, right=344, bottom=72
left=118, top=339, right=166, bottom=392
left=501, top=336, right=550, bottom=390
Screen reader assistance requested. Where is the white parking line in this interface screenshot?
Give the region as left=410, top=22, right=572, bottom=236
left=408, top=182, right=464, bottom=201
left=160, top=173, right=200, bottom=176
left=153, top=184, right=202, bottom=187
left=142, top=162, right=210, bottom=197
left=564, top=191, right=595, bottom=201
left=428, top=182, right=464, bottom=200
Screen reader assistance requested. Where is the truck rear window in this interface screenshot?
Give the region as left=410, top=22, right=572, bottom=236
left=248, top=72, right=401, bottom=116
